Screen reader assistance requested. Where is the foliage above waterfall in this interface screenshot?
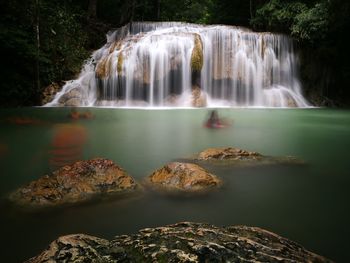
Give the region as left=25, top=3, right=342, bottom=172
left=291, top=1, right=330, bottom=42
left=251, top=0, right=350, bottom=105
left=251, top=0, right=330, bottom=43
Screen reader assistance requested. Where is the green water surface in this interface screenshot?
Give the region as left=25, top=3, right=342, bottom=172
left=0, top=108, right=349, bottom=262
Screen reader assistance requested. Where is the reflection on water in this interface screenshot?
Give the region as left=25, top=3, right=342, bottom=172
left=5, top=116, right=44, bottom=125
left=68, top=109, right=94, bottom=120
left=0, top=142, right=8, bottom=158
left=48, top=124, right=87, bottom=170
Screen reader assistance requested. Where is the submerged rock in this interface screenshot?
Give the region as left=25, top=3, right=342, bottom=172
left=198, top=147, right=261, bottom=161
left=195, top=147, right=305, bottom=166
left=10, top=158, right=138, bottom=207
left=25, top=222, right=333, bottom=263
left=147, top=162, right=222, bottom=193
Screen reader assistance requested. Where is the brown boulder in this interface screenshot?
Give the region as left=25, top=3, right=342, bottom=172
left=147, top=162, right=221, bottom=192
left=10, top=158, right=138, bottom=207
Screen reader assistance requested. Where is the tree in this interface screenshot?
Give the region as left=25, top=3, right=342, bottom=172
left=88, top=0, right=97, bottom=20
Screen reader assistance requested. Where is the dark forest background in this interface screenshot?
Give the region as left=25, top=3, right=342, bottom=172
left=0, top=0, right=349, bottom=106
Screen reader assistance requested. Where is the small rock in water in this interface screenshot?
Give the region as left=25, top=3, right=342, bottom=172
left=9, top=158, right=138, bottom=207
left=194, top=147, right=305, bottom=166
left=197, top=147, right=261, bottom=161
left=146, top=162, right=222, bottom=193
left=25, top=222, right=333, bottom=263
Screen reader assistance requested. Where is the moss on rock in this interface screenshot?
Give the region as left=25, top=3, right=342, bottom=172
left=117, top=52, right=124, bottom=75
left=191, top=34, right=203, bottom=72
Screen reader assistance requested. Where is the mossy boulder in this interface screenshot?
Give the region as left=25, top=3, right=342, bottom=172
left=25, top=222, right=333, bottom=263
left=191, top=34, right=203, bottom=72
left=146, top=162, right=222, bottom=193
left=10, top=158, right=139, bottom=208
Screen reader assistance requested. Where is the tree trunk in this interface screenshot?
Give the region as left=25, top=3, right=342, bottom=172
left=157, top=0, right=161, bottom=20
left=119, top=0, right=136, bottom=25
left=88, top=0, right=97, bottom=20
left=35, top=0, right=40, bottom=93
left=250, top=0, right=253, bottom=20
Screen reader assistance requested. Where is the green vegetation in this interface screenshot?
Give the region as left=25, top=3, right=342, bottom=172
left=0, top=0, right=349, bottom=106
left=251, top=0, right=350, bottom=105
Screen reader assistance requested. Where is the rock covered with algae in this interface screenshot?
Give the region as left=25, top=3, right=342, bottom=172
left=191, top=34, right=203, bottom=72
left=9, top=158, right=139, bottom=207
left=25, top=222, right=333, bottom=263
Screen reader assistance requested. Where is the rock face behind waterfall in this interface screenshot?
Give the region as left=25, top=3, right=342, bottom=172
left=25, top=222, right=332, bottom=263
left=147, top=162, right=222, bottom=193
left=9, top=158, right=138, bottom=207
left=45, top=22, right=310, bottom=108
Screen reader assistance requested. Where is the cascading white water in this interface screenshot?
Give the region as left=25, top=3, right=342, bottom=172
left=46, top=22, right=310, bottom=108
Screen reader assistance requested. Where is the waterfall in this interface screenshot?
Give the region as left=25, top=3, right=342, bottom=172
left=46, top=22, right=310, bottom=108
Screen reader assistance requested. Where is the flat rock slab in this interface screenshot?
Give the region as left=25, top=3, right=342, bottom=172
left=146, top=162, right=222, bottom=193
left=25, top=222, right=333, bottom=263
left=194, top=147, right=305, bottom=166
left=10, top=158, right=138, bottom=207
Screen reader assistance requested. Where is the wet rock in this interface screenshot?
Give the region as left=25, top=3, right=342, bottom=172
left=59, top=88, right=82, bottom=101
left=195, top=147, right=305, bottom=166
left=64, top=98, right=82, bottom=107
left=147, top=162, right=221, bottom=193
left=25, top=234, right=112, bottom=263
left=191, top=86, right=207, bottom=107
left=191, top=34, right=204, bottom=72
left=41, top=82, right=62, bottom=105
left=57, top=87, right=84, bottom=106
left=26, top=222, right=333, bottom=263
left=10, top=158, right=138, bottom=207
left=96, top=55, right=112, bottom=78
left=117, top=52, right=123, bottom=74
left=287, top=97, right=298, bottom=107
left=197, top=147, right=261, bottom=161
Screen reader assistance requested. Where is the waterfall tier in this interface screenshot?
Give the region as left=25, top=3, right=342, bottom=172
left=46, top=22, right=310, bottom=108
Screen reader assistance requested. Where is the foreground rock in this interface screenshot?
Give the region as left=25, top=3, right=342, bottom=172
left=26, top=222, right=332, bottom=263
left=10, top=158, right=138, bottom=207
left=147, top=162, right=221, bottom=193
left=194, top=147, right=305, bottom=166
